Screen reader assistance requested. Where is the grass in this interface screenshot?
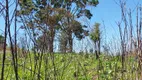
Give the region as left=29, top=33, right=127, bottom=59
left=0, top=52, right=141, bottom=80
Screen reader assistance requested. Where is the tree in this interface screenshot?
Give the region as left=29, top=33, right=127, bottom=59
left=35, top=32, right=50, bottom=53
left=57, top=0, right=99, bottom=52
left=0, top=35, right=5, bottom=50
left=0, top=35, right=4, bottom=41
left=18, top=0, right=99, bottom=53
left=59, top=31, right=68, bottom=53
left=18, top=0, right=65, bottom=53
left=90, top=23, right=101, bottom=59
left=59, top=19, right=88, bottom=53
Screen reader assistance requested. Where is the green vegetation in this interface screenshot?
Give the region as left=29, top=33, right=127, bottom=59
left=90, top=23, right=101, bottom=59
left=1, top=0, right=142, bottom=80
left=0, top=53, right=140, bottom=80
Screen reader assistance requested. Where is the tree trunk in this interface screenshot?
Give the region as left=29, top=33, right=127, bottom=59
left=68, top=32, right=73, bottom=53
left=49, top=26, right=55, bottom=53
left=98, top=40, right=101, bottom=55
left=59, top=32, right=67, bottom=53
left=95, top=43, right=99, bottom=59
left=95, top=50, right=99, bottom=59
left=62, top=40, right=67, bottom=53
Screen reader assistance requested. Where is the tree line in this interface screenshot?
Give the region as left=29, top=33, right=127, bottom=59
left=17, top=0, right=100, bottom=53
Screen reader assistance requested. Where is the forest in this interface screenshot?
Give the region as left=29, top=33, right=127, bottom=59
left=0, top=0, right=142, bottom=80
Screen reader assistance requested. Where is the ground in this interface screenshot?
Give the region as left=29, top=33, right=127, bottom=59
left=0, top=53, right=141, bottom=80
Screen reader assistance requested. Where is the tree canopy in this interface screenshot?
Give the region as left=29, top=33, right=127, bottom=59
left=18, top=0, right=99, bottom=52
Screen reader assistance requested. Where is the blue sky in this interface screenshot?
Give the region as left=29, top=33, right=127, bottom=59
left=90, top=0, right=141, bottom=38
left=0, top=0, right=142, bottom=52
left=74, top=0, right=142, bottom=52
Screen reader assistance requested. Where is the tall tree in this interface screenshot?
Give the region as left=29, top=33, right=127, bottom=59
left=90, top=23, right=101, bottom=59
left=18, top=0, right=64, bottom=53
left=18, top=0, right=99, bottom=53
left=57, top=0, right=99, bottom=52
left=59, top=31, right=68, bottom=53
left=59, top=19, right=88, bottom=53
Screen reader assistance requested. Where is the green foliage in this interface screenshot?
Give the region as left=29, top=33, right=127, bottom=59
left=71, top=20, right=88, bottom=40
left=0, top=53, right=140, bottom=80
left=0, top=35, right=4, bottom=41
left=18, top=0, right=99, bottom=31
left=90, top=23, right=100, bottom=43
left=18, top=0, right=99, bottom=53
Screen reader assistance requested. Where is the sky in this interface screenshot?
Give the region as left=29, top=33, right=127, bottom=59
left=90, top=0, right=141, bottom=39
left=74, top=0, right=142, bottom=52
left=0, top=0, right=142, bottom=52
